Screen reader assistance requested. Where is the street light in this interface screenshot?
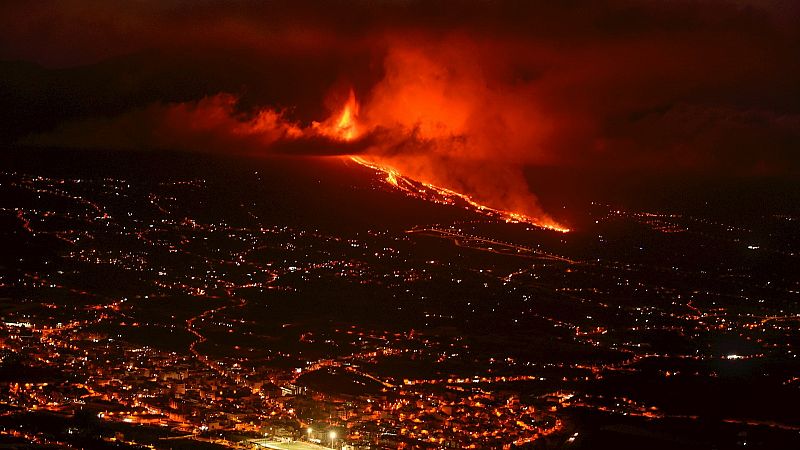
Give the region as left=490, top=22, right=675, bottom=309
left=329, top=430, right=337, bottom=446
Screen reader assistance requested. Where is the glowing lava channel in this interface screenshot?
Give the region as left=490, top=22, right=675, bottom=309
left=349, top=157, right=569, bottom=232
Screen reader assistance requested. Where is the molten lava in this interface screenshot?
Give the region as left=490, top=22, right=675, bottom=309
left=349, top=156, right=569, bottom=232
left=316, top=91, right=568, bottom=232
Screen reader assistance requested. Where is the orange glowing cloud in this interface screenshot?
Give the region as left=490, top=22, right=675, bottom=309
left=317, top=37, right=564, bottom=229
left=25, top=94, right=301, bottom=153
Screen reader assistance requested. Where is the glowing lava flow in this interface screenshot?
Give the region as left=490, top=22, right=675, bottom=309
left=349, top=156, right=569, bottom=232
left=319, top=91, right=569, bottom=233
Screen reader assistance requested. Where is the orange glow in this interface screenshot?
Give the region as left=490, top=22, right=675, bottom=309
left=307, top=85, right=569, bottom=231
left=313, top=89, right=361, bottom=142
left=336, top=90, right=360, bottom=141
left=314, top=86, right=568, bottom=231
left=349, top=156, right=569, bottom=232
left=307, top=41, right=570, bottom=232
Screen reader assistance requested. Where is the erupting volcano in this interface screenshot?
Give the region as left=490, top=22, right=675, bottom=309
left=314, top=90, right=569, bottom=232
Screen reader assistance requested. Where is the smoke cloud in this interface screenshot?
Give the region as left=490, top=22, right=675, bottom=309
left=23, top=94, right=371, bottom=156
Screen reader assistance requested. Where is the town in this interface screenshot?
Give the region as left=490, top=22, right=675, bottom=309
left=1, top=167, right=799, bottom=449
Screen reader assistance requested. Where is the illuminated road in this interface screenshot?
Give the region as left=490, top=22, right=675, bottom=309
left=408, top=227, right=577, bottom=263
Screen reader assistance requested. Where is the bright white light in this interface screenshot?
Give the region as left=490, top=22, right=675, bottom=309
left=329, top=430, right=337, bottom=440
